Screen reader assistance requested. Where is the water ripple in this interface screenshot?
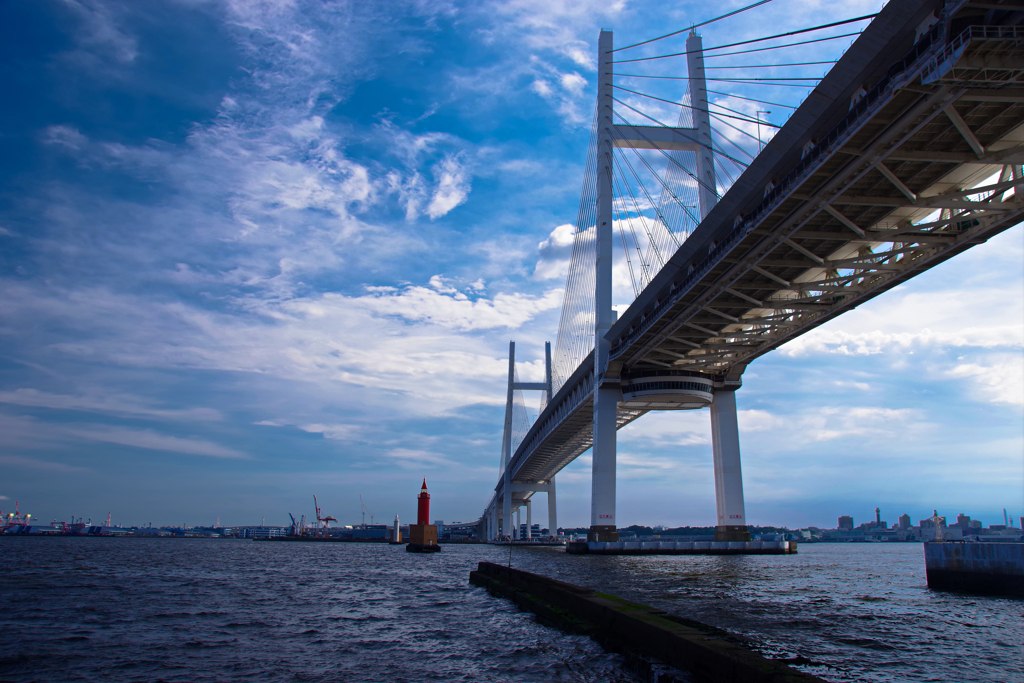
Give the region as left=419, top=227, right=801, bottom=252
left=0, top=539, right=1019, bottom=682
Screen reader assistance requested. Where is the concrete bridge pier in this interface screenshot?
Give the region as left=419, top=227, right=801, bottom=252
left=547, top=476, right=557, bottom=539
left=710, top=387, right=749, bottom=542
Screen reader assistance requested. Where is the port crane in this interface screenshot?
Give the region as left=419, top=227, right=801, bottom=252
left=313, top=495, right=337, bottom=537
left=288, top=513, right=305, bottom=537
left=359, top=494, right=374, bottom=528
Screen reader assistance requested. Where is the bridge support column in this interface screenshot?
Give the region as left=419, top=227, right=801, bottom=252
left=590, top=386, right=620, bottom=541
left=710, top=389, right=749, bottom=542
left=589, top=29, right=620, bottom=544
left=526, top=500, right=532, bottom=539
left=502, top=342, right=514, bottom=542
left=547, top=476, right=557, bottom=539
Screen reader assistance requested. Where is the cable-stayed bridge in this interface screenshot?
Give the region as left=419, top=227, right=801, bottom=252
left=480, top=0, right=1024, bottom=546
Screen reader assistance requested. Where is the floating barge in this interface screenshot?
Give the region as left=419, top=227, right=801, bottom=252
left=252, top=536, right=389, bottom=543
left=924, top=541, right=1024, bottom=596
left=567, top=540, right=797, bottom=555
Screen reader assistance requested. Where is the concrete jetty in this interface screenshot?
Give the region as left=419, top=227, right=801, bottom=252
left=470, top=561, right=824, bottom=683
left=924, top=542, right=1023, bottom=596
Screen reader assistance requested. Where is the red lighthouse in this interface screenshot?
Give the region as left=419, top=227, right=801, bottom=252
left=407, top=478, right=440, bottom=552
left=417, top=479, right=430, bottom=525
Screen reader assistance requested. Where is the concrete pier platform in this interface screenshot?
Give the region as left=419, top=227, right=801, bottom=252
left=566, top=540, right=797, bottom=555
left=469, top=561, right=824, bottom=683
left=925, top=541, right=1023, bottom=596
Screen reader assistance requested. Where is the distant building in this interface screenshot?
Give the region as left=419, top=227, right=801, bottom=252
left=956, top=513, right=972, bottom=529
left=919, top=516, right=946, bottom=533
left=236, top=526, right=287, bottom=538
left=898, top=514, right=911, bottom=530
left=838, top=515, right=853, bottom=531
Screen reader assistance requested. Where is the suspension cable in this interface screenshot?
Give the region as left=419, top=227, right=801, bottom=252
left=611, top=0, right=774, bottom=52
left=616, top=147, right=683, bottom=235
left=615, top=164, right=667, bottom=269
left=614, top=171, right=656, bottom=287
left=616, top=166, right=661, bottom=279
left=614, top=85, right=782, bottom=127
left=709, top=111, right=762, bottom=144
left=611, top=187, right=642, bottom=297
left=616, top=139, right=704, bottom=226
left=611, top=14, right=877, bottom=64
left=706, top=90, right=797, bottom=109
left=703, top=61, right=836, bottom=69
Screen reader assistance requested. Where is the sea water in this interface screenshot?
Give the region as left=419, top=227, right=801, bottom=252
left=0, top=539, right=1019, bottom=682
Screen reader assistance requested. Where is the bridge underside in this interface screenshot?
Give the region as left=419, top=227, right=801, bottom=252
left=611, top=20, right=1024, bottom=378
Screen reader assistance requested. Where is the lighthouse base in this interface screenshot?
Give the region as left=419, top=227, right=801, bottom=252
left=409, top=523, right=438, bottom=547
left=406, top=542, right=442, bottom=553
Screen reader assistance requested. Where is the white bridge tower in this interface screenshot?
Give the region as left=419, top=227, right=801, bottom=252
left=590, top=29, right=749, bottom=543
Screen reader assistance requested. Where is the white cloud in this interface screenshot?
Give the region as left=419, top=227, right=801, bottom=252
left=426, top=155, right=472, bottom=219
left=947, top=355, right=1024, bottom=406
left=781, top=287, right=1023, bottom=357
left=534, top=223, right=576, bottom=280
left=618, top=410, right=709, bottom=447
left=531, top=79, right=554, bottom=97
left=382, top=448, right=457, bottom=469
left=42, top=125, right=89, bottom=152
left=299, top=423, right=361, bottom=440
left=0, top=455, right=87, bottom=473
left=0, top=279, right=561, bottom=415
left=0, top=389, right=222, bottom=421
left=65, top=426, right=249, bottom=460
left=61, top=0, right=139, bottom=64
left=428, top=275, right=459, bottom=294
left=559, top=72, right=586, bottom=96
left=736, top=406, right=929, bottom=447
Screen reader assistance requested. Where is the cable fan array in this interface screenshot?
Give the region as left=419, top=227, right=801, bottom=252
left=550, top=5, right=876, bottom=394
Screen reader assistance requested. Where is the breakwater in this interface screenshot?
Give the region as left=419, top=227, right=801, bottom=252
left=924, top=541, right=1024, bottom=595
left=470, top=561, right=823, bottom=683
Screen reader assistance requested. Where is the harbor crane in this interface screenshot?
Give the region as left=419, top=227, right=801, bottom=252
left=359, top=494, right=374, bottom=528
left=313, top=495, right=337, bottom=537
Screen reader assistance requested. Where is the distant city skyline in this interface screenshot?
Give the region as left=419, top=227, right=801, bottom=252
left=0, top=1, right=1021, bottom=529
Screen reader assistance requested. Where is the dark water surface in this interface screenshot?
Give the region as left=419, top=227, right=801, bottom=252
left=0, top=539, right=1019, bottom=682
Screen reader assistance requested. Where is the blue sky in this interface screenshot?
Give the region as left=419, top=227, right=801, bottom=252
left=1, top=0, right=1021, bottom=530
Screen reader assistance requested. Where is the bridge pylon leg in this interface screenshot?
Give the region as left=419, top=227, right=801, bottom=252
left=589, top=29, right=620, bottom=544
left=710, top=389, right=750, bottom=542
left=526, top=500, right=532, bottom=539
left=547, top=476, right=557, bottom=539
left=590, top=385, right=620, bottom=541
